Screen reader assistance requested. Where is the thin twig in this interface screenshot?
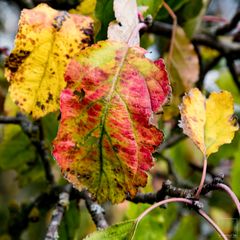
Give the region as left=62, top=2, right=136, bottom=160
left=0, top=116, right=21, bottom=124
left=157, top=154, right=193, bottom=187
left=155, top=133, right=186, bottom=152
left=198, top=209, right=228, bottom=240
left=45, top=185, right=72, bottom=240
left=135, top=198, right=227, bottom=240
left=216, top=183, right=240, bottom=216
left=36, top=120, right=55, bottom=184
left=226, top=57, right=240, bottom=91
left=215, top=10, right=240, bottom=35
left=162, top=1, right=177, bottom=64
left=136, top=198, right=193, bottom=223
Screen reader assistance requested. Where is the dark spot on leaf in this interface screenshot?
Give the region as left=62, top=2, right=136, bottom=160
left=73, top=89, right=85, bottom=101
left=66, top=168, right=70, bottom=172
left=36, top=101, right=41, bottom=108
left=82, top=38, right=91, bottom=44
left=5, top=50, right=31, bottom=73
left=46, top=93, right=53, bottom=103
left=117, top=183, right=122, bottom=189
left=113, top=145, right=120, bottom=153
left=52, top=11, right=70, bottom=31
left=83, top=28, right=93, bottom=36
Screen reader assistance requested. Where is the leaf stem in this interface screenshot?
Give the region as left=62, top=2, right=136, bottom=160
left=136, top=198, right=192, bottom=223
left=135, top=197, right=227, bottom=240
left=216, top=183, right=240, bottom=216
left=197, top=209, right=228, bottom=240
left=195, top=156, right=207, bottom=198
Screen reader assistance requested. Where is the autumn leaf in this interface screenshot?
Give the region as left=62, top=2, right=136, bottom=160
left=164, top=26, right=199, bottom=120
left=108, top=0, right=140, bottom=46
left=5, top=3, right=93, bottom=119
left=53, top=40, right=170, bottom=203
left=179, top=88, right=239, bottom=157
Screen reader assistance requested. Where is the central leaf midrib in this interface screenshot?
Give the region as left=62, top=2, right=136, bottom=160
left=30, top=31, right=56, bottom=113
left=97, top=46, right=130, bottom=194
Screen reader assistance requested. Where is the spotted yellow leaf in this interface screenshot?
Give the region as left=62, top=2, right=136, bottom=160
left=5, top=3, right=93, bottom=119
left=179, top=88, right=239, bottom=157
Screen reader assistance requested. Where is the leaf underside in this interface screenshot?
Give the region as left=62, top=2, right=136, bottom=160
left=53, top=40, right=170, bottom=203
left=5, top=3, right=93, bottom=119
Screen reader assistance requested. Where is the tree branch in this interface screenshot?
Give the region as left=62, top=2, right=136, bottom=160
left=35, top=120, right=55, bottom=184
left=147, top=21, right=240, bottom=61
left=0, top=115, right=21, bottom=124
left=155, top=133, right=186, bottom=153
left=45, top=185, right=72, bottom=240
left=226, top=57, right=240, bottom=91
left=128, top=175, right=227, bottom=204
left=215, top=10, right=240, bottom=36
left=80, top=190, right=108, bottom=229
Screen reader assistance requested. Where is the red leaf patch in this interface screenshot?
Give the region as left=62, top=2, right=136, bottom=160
left=53, top=40, right=171, bottom=203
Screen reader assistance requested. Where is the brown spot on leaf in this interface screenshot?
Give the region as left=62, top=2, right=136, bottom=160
left=36, top=101, right=41, bottom=108
left=5, top=50, right=31, bottom=73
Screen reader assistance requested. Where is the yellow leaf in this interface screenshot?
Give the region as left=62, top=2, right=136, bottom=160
left=179, top=88, right=239, bottom=157
left=5, top=4, right=93, bottom=119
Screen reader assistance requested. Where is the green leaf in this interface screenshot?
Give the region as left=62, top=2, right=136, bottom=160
left=84, top=220, right=137, bottom=240
left=137, top=0, right=163, bottom=18
left=95, top=0, right=115, bottom=41
left=180, top=0, right=203, bottom=20
left=156, top=0, right=190, bottom=20
left=125, top=202, right=166, bottom=240
left=181, top=0, right=204, bottom=37
left=41, top=112, right=59, bottom=144
left=0, top=124, right=36, bottom=170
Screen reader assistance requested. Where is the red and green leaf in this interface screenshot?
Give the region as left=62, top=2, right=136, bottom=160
left=53, top=40, right=170, bottom=203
